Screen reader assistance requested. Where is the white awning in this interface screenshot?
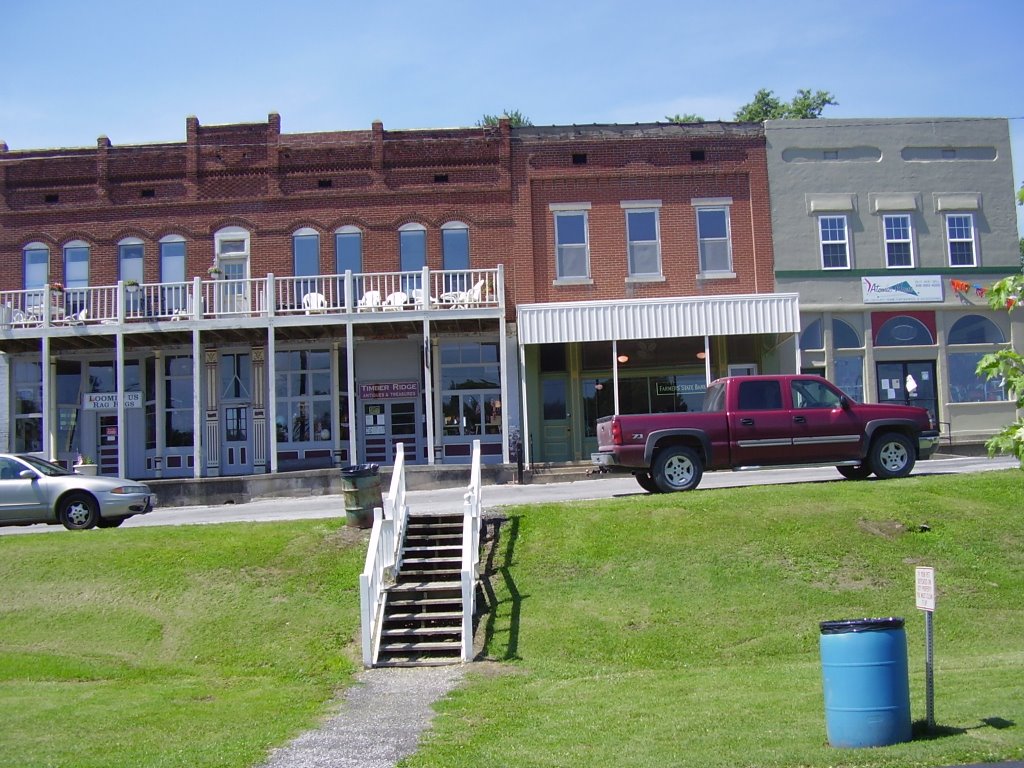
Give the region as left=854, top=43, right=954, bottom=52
left=516, top=293, right=801, bottom=345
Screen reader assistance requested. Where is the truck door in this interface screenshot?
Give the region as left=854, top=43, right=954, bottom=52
left=788, top=378, right=863, bottom=463
left=728, top=379, right=793, bottom=467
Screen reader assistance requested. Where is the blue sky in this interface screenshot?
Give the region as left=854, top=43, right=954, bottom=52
left=2, top=0, right=1022, bottom=232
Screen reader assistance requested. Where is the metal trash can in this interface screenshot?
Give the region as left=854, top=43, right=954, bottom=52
left=339, top=464, right=382, bottom=528
left=819, top=617, right=912, bottom=748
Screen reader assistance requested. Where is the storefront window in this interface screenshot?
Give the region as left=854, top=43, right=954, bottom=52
left=441, top=342, right=501, bottom=437
left=165, top=356, right=194, bottom=447
left=834, top=357, right=864, bottom=402
left=275, top=349, right=332, bottom=444
left=13, top=360, right=43, bottom=452
left=949, top=351, right=1008, bottom=403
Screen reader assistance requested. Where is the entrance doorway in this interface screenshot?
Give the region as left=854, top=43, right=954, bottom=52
left=361, top=400, right=420, bottom=465
left=96, top=413, right=119, bottom=475
left=540, top=376, right=572, bottom=462
left=875, top=361, right=938, bottom=425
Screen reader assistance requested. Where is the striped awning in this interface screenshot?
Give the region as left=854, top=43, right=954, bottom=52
left=516, top=293, right=801, bottom=345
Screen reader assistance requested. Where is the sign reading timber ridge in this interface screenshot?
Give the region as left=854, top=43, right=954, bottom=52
left=862, top=275, right=944, bottom=304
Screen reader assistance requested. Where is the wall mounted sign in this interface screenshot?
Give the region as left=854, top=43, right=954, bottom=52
left=83, top=392, right=143, bottom=409
left=862, top=275, right=944, bottom=304
left=359, top=382, right=419, bottom=400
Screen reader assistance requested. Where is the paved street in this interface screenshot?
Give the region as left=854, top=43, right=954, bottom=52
left=2, top=453, right=1016, bottom=536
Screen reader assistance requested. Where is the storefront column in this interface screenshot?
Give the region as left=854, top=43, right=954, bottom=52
left=42, top=337, right=53, bottom=458
left=519, top=341, right=531, bottom=466
left=204, top=349, right=219, bottom=475
left=612, top=340, right=622, bottom=415
left=345, top=324, right=357, bottom=465
left=499, top=314, right=510, bottom=464
left=116, top=332, right=126, bottom=477
left=252, top=346, right=267, bottom=473
left=267, top=327, right=278, bottom=474
left=154, top=350, right=165, bottom=478
left=423, top=320, right=436, bottom=465
left=191, top=328, right=203, bottom=479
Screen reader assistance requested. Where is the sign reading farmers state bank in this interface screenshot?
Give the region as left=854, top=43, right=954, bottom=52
left=862, top=275, right=944, bottom=304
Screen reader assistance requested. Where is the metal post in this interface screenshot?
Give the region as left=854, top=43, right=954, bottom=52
left=924, top=610, right=935, bottom=730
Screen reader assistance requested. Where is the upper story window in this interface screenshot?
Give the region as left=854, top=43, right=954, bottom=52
left=946, top=213, right=977, bottom=267
left=63, top=240, right=90, bottom=288
left=118, top=238, right=145, bottom=283
left=335, top=226, right=362, bottom=274
left=399, top=223, right=427, bottom=272
left=883, top=214, right=914, bottom=268
left=442, top=221, right=471, bottom=294
left=622, top=202, right=662, bottom=277
left=818, top=215, right=850, bottom=270
left=694, top=199, right=733, bottom=275
left=159, top=235, right=187, bottom=313
left=23, top=243, right=49, bottom=292
left=293, top=228, right=320, bottom=277
left=551, top=203, right=591, bottom=280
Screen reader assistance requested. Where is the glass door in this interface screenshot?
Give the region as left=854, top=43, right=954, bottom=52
left=876, top=361, right=938, bottom=425
left=539, top=376, right=572, bottom=462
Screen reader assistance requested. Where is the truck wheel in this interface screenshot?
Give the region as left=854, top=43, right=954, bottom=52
left=634, top=472, right=661, bottom=493
left=652, top=446, right=703, bottom=493
left=837, top=464, right=873, bottom=480
left=869, top=433, right=916, bottom=479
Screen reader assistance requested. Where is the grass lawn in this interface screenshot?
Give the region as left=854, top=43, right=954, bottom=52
left=1, top=470, right=1022, bottom=767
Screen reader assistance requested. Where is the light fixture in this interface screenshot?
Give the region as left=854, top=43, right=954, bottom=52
left=696, top=351, right=707, bottom=360
left=617, top=354, right=629, bottom=364
left=594, top=380, right=604, bottom=391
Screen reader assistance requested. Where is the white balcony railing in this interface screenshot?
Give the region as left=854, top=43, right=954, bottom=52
left=0, top=266, right=503, bottom=330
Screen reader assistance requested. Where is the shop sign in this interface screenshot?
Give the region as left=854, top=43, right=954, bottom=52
left=359, top=382, right=419, bottom=400
left=862, top=275, right=944, bottom=304
left=656, top=381, right=707, bottom=396
left=83, top=392, right=143, bottom=409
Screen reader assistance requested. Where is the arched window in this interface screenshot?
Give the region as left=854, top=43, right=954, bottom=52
left=63, top=240, right=90, bottom=315
left=799, top=318, right=823, bottom=351
left=293, top=227, right=320, bottom=300
left=833, top=319, right=862, bottom=349
left=118, top=237, right=145, bottom=283
left=335, top=225, right=362, bottom=274
left=159, top=235, right=187, bottom=314
left=876, top=316, right=934, bottom=346
left=441, top=221, right=469, bottom=293
left=948, top=315, right=1005, bottom=345
left=22, top=242, right=49, bottom=294
left=399, top=223, right=426, bottom=292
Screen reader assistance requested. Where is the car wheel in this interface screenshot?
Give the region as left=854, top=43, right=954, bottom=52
left=652, top=446, right=703, bottom=493
left=58, top=493, right=100, bottom=530
left=869, top=433, right=916, bottom=479
left=837, top=464, right=873, bottom=480
left=96, top=517, right=126, bottom=528
left=634, top=472, right=661, bottom=493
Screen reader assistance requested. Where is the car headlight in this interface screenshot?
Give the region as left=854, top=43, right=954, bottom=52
left=111, top=486, right=149, bottom=495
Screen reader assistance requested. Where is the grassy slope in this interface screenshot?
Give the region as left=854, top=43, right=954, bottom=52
left=1, top=472, right=1022, bottom=768
left=0, top=521, right=366, bottom=768
left=410, top=470, right=1024, bottom=768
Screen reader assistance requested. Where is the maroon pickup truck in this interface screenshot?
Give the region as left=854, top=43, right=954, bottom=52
left=591, top=374, right=941, bottom=493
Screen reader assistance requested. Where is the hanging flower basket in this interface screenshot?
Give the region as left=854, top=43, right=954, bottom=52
left=208, top=266, right=223, bottom=278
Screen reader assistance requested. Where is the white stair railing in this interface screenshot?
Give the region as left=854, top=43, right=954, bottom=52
left=359, top=444, right=409, bottom=668
left=460, top=439, right=483, bottom=661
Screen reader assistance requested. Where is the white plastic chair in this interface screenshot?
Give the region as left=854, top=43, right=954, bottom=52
left=357, top=290, right=382, bottom=311
left=439, top=279, right=486, bottom=308
left=302, top=292, right=328, bottom=314
left=62, top=308, right=88, bottom=326
left=382, top=291, right=408, bottom=311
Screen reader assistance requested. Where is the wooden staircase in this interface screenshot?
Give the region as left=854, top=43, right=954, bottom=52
left=375, top=510, right=467, bottom=667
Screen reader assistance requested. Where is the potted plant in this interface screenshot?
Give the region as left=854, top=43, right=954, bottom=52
left=74, top=454, right=98, bottom=476
left=124, top=279, right=140, bottom=293
left=50, top=281, right=65, bottom=294
left=207, top=266, right=223, bottom=278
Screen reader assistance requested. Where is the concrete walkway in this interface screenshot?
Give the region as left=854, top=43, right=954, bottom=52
left=258, top=665, right=464, bottom=768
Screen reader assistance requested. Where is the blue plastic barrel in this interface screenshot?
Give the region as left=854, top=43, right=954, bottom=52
left=819, top=617, right=911, bottom=748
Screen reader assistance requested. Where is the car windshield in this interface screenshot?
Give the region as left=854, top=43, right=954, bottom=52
left=18, top=454, right=73, bottom=477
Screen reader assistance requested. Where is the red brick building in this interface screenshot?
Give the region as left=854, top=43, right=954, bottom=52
left=0, top=115, right=797, bottom=477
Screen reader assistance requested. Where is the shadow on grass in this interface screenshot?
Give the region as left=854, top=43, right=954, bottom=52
left=912, top=716, right=1015, bottom=740
left=475, top=514, right=524, bottom=662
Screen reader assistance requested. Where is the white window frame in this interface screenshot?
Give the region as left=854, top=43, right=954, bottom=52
left=550, top=203, right=592, bottom=283
left=818, top=215, right=850, bottom=270
left=622, top=200, right=663, bottom=279
left=946, top=213, right=977, bottom=267
left=214, top=226, right=251, bottom=281
left=693, top=198, right=734, bottom=277
left=882, top=214, right=914, bottom=269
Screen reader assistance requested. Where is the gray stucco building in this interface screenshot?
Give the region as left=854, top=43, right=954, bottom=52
left=766, top=117, right=1022, bottom=445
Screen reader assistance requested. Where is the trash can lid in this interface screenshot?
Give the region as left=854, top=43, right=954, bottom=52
left=340, top=464, right=380, bottom=477
left=819, top=617, right=905, bottom=634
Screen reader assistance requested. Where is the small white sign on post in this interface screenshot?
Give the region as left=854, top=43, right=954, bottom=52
left=916, top=566, right=936, bottom=612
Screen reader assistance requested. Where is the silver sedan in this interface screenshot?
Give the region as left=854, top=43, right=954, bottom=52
left=0, top=453, right=154, bottom=530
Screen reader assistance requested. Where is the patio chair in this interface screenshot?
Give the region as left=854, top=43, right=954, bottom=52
left=61, top=308, right=88, bottom=326
left=382, top=291, right=408, bottom=311
left=439, top=279, right=486, bottom=308
left=357, top=290, right=382, bottom=311
left=302, top=292, right=328, bottom=314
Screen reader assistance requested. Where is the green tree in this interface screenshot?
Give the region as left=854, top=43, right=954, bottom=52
left=976, top=273, right=1024, bottom=466
left=734, top=88, right=837, bottom=122
left=477, top=109, right=532, bottom=127
left=665, top=113, right=705, bottom=123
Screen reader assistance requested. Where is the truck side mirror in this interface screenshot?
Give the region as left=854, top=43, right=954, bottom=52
left=839, top=395, right=850, bottom=411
